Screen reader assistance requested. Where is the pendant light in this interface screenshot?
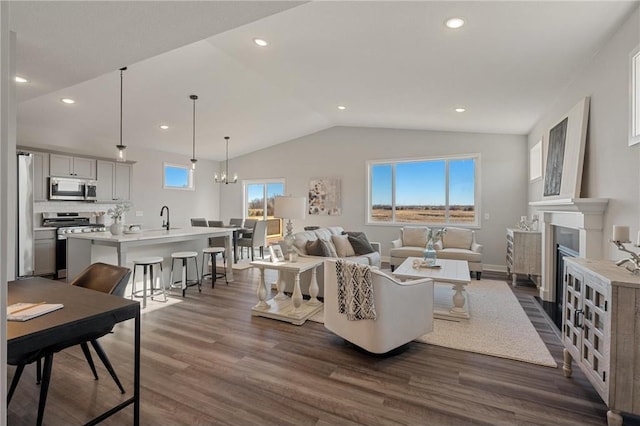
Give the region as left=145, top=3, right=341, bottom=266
left=214, top=136, right=238, bottom=184
left=116, top=67, right=127, bottom=162
left=189, top=94, right=198, bottom=170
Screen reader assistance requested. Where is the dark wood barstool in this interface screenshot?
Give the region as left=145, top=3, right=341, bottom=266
left=201, top=247, right=228, bottom=287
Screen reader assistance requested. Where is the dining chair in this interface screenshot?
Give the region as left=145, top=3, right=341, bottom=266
left=229, top=218, right=244, bottom=227
left=190, top=217, right=208, bottom=227
left=237, top=220, right=268, bottom=261
left=7, top=262, right=131, bottom=425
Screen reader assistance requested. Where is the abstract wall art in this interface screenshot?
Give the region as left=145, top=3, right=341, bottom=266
left=308, top=178, right=342, bottom=215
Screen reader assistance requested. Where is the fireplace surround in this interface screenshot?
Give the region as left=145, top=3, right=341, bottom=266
left=529, top=198, right=608, bottom=302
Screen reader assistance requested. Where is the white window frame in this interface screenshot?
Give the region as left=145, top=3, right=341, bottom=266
left=366, top=153, right=481, bottom=228
left=163, top=162, right=194, bottom=191
left=243, top=178, right=286, bottom=220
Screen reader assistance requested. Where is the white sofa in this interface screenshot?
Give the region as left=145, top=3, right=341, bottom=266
left=282, top=226, right=381, bottom=297
left=323, top=258, right=434, bottom=354
left=390, top=226, right=483, bottom=279
left=434, top=227, right=483, bottom=279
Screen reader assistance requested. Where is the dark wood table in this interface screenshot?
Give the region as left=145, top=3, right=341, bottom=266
left=7, top=277, right=141, bottom=425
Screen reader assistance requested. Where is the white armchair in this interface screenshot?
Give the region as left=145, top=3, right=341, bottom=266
left=323, top=258, right=434, bottom=354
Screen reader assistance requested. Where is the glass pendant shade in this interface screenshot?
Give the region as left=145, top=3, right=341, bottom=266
left=116, top=144, right=126, bottom=162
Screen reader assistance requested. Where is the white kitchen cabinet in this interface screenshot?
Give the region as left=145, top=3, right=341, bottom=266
left=563, top=258, right=640, bottom=426
left=50, top=154, right=96, bottom=179
left=34, top=229, right=56, bottom=275
left=96, top=160, right=131, bottom=201
left=506, top=228, right=541, bottom=286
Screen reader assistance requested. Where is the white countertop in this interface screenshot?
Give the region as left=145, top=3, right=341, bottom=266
left=64, top=226, right=232, bottom=243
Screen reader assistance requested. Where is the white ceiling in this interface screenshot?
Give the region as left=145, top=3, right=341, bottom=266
left=10, top=1, right=639, bottom=162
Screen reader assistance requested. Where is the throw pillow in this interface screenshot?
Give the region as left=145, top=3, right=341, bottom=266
left=402, top=227, right=429, bottom=247
left=305, top=239, right=324, bottom=256
left=318, top=239, right=338, bottom=257
left=442, top=227, right=473, bottom=249
left=331, top=234, right=356, bottom=258
left=347, top=234, right=375, bottom=255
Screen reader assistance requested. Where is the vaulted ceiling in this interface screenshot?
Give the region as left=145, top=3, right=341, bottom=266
left=10, top=1, right=639, bottom=161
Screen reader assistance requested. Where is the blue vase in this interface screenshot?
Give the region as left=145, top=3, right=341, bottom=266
left=423, top=238, right=437, bottom=266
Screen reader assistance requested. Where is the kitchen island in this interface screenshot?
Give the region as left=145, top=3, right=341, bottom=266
left=66, top=227, right=235, bottom=283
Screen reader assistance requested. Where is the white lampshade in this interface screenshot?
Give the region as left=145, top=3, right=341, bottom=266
left=274, top=196, right=306, bottom=220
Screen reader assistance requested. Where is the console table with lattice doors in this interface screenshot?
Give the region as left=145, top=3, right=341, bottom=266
left=562, top=258, right=640, bottom=426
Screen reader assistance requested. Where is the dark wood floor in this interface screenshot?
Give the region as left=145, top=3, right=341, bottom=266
left=7, top=269, right=636, bottom=425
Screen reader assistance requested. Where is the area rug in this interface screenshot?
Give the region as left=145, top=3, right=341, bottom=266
left=311, top=279, right=557, bottom=368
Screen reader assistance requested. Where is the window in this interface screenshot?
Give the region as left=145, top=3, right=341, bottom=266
left=368, top=155, right=479, bottom=226
left=244, top=180, right=285, bottom=237
left=163, top=163, right=194, bottom=190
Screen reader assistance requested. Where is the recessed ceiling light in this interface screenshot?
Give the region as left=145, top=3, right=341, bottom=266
left=455, top=107, right=466, bottom=113
left=253, top=38, right=268, bottom=47
left=60, top=98, right=75, bottom=104
left=445, top=17, right=465, bottom=29
left=159, top=125, right=169, bottom=130
left=337, top=105, right=347, bottom=110
left=15, top=76, right=28, bottom=83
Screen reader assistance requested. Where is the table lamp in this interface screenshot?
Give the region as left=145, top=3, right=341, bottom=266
left=274, top=196, right=307, bottom=258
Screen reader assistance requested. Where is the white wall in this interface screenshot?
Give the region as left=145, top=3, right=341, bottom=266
left=528, top=6, right=640, bottom=260
left=126, top=146, right=221, bottom=229
left=221, top=126, right=527, bottom=270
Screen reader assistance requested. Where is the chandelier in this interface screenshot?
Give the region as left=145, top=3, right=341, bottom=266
left=214, top=136, right=238, bottom=184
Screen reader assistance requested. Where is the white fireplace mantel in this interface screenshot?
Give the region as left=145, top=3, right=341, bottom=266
left=529, top=198, right=609, bottom=301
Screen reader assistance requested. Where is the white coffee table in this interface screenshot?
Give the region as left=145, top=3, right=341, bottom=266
left=250, top=257, right=324, bottom=325
left=393, top=257, right=471, bottom=321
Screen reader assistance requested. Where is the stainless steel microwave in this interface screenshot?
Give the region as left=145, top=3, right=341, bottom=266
left=49, top=177, right=97, bottom=201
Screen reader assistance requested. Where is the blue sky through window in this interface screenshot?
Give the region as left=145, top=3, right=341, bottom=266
left=372, top=158, right=475, bottom=206
left=165, top=165, right=190, bottom=188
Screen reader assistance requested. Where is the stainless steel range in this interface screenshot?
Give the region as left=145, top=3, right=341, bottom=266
left=42, top=212, right=106, bottom=279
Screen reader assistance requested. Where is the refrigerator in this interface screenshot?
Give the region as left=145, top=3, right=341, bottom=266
left=17, top=152, right=34, bottom=277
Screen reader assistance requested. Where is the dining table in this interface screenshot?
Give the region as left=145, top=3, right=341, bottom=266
left=7, top=277, right=141, bottom=425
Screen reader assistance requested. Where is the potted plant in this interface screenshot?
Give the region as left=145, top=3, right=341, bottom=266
left=107, top=202, right=131, bottom=235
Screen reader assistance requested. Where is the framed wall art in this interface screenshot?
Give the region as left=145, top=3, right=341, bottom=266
left=308, top=178, right=342, bottom=215
left=542, top=97, right=590, bottom=199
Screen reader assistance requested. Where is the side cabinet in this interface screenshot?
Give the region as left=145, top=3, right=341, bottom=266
left=34, top=229, right=56, bottom=276
left=506, top=228, right=541, bottom=286
left=562, top=258, right=640, bottom=426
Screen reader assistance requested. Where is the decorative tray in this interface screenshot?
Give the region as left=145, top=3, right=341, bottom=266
left=412, top=259, right=441, bottom=269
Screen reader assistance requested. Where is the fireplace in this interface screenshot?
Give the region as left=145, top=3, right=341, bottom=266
left=529, top=198, right=608, bottom=304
